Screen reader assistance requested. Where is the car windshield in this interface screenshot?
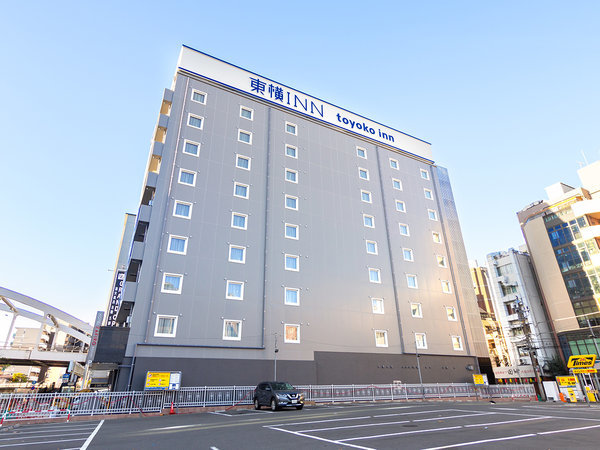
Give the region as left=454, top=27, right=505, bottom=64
left=272, top=382, right=295, bottom=390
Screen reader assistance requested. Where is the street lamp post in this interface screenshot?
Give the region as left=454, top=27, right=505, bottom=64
left=414, top=332, right=425, bottom=399
left=274, top=333, right=279, bottom=380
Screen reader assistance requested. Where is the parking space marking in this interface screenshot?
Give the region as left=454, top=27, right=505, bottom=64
left=0, top=425, right=98, bottom=435
left=210, top=411, right=234, bottom=417
left=296, top=419, right=410, bottom=433
left=339, top=425, right=463, bottom=442
left=0, top=431, right=95, bottom=442
left=423, top=433, right=537, bottom=449
left=413, top=412, right=494, bottom=422
left=153, top=424, right=202, bottom=431
left=0, top=438, right=91, bottom=448
left=268, top=426, right=375, bottom=450
left=372, top=408, right=467, bottom=418
left=80, top=419, right=104, bottom=450
left=267, top=415, right=371, bottom=428
left=464, top=416, right=551, bottom=427
left=538, top=423, right=600, bottom=435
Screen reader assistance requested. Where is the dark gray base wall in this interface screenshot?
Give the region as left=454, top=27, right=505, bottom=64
left=119, top=352, right=480, bottom=391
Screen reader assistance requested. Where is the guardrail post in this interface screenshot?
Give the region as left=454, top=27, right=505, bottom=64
left=390, top=384, right=394, bottom=401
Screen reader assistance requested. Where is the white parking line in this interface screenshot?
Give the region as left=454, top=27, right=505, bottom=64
left=464, top=416, right=551, bottom=427
left=413, top=412, right=494, bottom=422
left=339, top=425, right=463, bottom=442
left=268, top=426, right=374, bottom=450
left=267, top=415, right=371, bottom=428
left=372, top=408, right=465, bottom=418
left=0, top=425, right=97, bottom=435
left=297, top=420, right=410, bottom=433
left=153, top=424, right=202, bottom=431
left=209, top=411, right=233, bottom=417
left=538, top=423, right=600, bottom=435
left=0, top=438, right=89, bottom=448
left=0, top=432, right=94, bottom=442
left=80, top=419, right=104, bottom=450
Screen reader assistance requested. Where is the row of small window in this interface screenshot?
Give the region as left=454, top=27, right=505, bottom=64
left=186, top=117, right=296, bottom=146
left=365, top=240, right=447, bottom=265
left=355, top=146, right=431, bottom=180
left=367, top=268, right=452, bottom=292
left=375, top=331, right=463, bottom=351
left=363, top=215, right=442, bottom=242
left=359, top=169, right=434, bottom=199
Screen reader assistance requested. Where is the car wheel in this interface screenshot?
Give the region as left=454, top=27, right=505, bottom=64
left=270, top=398, right=278, bottom=411
left=254, top=398, right=260, bottom=410
left=296, top=405, right=303, bottom=410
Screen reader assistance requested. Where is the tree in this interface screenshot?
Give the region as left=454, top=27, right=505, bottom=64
left=10, top=373, right=28, bottom=383
left=545, top=355, right=567, bottom=376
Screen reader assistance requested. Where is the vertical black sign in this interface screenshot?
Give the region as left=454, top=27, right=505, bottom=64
left=106, top=270, right=125, bottom=326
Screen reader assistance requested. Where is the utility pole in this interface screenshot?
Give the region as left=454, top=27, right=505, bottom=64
left=414, top=332, right=425, bottom=399
left=517, top=297, right=546, bottom=401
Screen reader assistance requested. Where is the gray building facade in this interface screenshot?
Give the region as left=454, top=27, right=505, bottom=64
left=113, top=46, right=486, bottom=390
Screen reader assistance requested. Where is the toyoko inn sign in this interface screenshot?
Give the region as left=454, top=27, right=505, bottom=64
left=177, top=45, right=433, bottom=162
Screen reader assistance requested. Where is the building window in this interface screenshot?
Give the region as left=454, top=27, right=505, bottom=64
left=411, top=302, right=422, bottom=318
left=285, top=287, right=299, bottom=306
left=437, top=255, right=447, bottom=267
left=403, top=248, right=414, bottom=261
left=240, top=106, right=253, bottom=120
left=188, top=114, right=204, bottom=129
left=154, top=315, right=178, bottom=337
left=372, top=298, right=384, bottom=314
left=407, top=274, right=418, bottom=289
left=415, top=333, right=428, bottom=349
left=223, top=320, right=242, bottom=341
left=233, top=182, right=249, bottom=199
left=183, top=140, right=200, bottom=156
left=229, top=245, right=246, bottom=264
left=173, top=201, right=192, bottom=219
left=446, top=306, right=457, bottom=321
left=236, top=154, right=251, bottom=170
left=286, top=144, right=297, bottom=158
left=392, top=178, right=402, bottom=190
left=420, top=169, right=430, bottom=180
left=424, top=189, right=434, bottom=200
left=285, top=223, right=299, bottom=240
left=389, top=158, right=399, bottom=170
left=231, top=212, right=248, bottom=230
left=238, top=129, right=252, bottom=144
left=428, top=209, right=438, bottom=221
left=226, top=280, right=244, bottom=300
left=285, top=254, right=299, bottom=271
left=432, top=231, right=442, bottom=243
left=399, top=223, right=410, bottom=236
left=357, top=147, right=367, bottom=159
left=361, top=190, right=372, bottom=203
left=162, top=273, right=183, bottom=294
left=285, top=168, right=298, bottom=183
left=358, top=168, right=369, bottom=180
left=285, top=122, right=297, bottom=135
left=441, top=280, right=452, bottom=294
left=167, top=235, right=188, bottom=255
left=284, top=324, right=300, bottom=343
left=452, top=335, right=463, bottom=351
left=363, top=214, right=375, bottom=228
left=375, top=330, right=388, bottom=347
left=366, top=240, right=378, bottom=255
left=178, top=169, right=196, bottom=186
left=285, top=195, right=298, bottom=210
left=369, top=268, right=381, bottom=283
left=191, top=89, right=207, bottom=104
left=395, top=200, right=406, bottom=212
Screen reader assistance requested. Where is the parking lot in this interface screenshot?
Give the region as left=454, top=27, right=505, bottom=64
left=2, top=401, right=600, bottom=449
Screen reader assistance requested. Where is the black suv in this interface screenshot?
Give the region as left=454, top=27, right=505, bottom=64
left=253, top=381, right=304, bottom=411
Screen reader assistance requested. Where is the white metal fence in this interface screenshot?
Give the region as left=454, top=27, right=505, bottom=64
left=0, top=383, right=535, bottom=422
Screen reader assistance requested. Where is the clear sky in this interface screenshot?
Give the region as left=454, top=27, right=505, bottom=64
left=1, top=1, right=599, bottom=325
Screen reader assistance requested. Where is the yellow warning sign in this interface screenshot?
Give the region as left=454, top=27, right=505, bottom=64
left=472, top=374, right=487, bottom=385
left=144, top=372, right=170, bottom=390
left=572, top=368, right=598, bottom=374
left=567, top=354, right=596, bottom=369
left=556, top=376, right=577, bottom=386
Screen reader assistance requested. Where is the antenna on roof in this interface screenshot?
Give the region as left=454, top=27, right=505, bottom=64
left=581, top=150, right=589, bottom=166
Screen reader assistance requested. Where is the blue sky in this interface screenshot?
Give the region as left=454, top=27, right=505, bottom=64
left=1, top=1, right=599, bottom=324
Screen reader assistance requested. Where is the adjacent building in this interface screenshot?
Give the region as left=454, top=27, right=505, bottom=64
left=110, top=45, right=487, bottom=390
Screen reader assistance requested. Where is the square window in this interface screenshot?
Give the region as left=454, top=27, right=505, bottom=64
left=437, top=255, right=447, bottom=268
left=188, top=114, right=204, bottom=129
left=167, top=235, right=187, bottom=255
left=284, top=324, right=300, bottom=343
left=238, top=129, right=252, bottom=144
left=285, top=122, right=297, bottom=135
left=424, top=189, right=434, bottom=200
left=363, top=214, right=375, bottom=228
left=226, top=281, right=244, bottom=300
left=390, top=158, right=399, bottom=170
left=223, top=319, right=242, bottom=340
left=285, top=223, right=299, bottom=239
left=233, top=182, right=249, bottom=199
left=285, top=168, right=298, bottom=183
left=395, top=200, right=406, bottom=212
left=285, top=287, right=299, bottom=306
left=375, top=330, right=388, bottom=347
left=183, top=140, right=200, bottom=156
left=173, top=201, right=192, bottom=219
left=411, top=302, right=422, bottom=318
left=236, top=154, right=251, bottom=170
left=357, top=147, right=367, bottom=159
left=285, top=254, right=299, bottom=271
left=154, top=315, right=177, bottom=337
left=361, top=190, right=372, bottom=203
left=366, top=240, right=378, bottom=255
left=428, top=209, right=438, bottom=221
left=358, top=168, right=369, bottom=180
left=432, top=232, right=442, bottom=243
left=240, top=106, right=253, bottom=120
left=162, top=273, right=182, bottom=294
left=285, top=145, right=298, bottom=158
left=399, top=223, right=410, bottom=236
left=446, top=306, right=457, bottom=321
left=407, top=274, right=418, bottom=289
left=369, top=268, right=381, bottom=283
left=231, top=212, right=248, bottom=230
left=372, top=298, right=384, bottom=314
left=452, top=335, right=463, bottom=351
left=415, top=332, right=428, bottom=349
left=420, top=169, right=430, bottom=180
left=285, top=195, right=298, bottom=210
left=178, top=169, right=196, bottom=186
left=392, top=178, right=402, bottom=190
left=441, top=280, right=452, bottom=294
left=403, top=248, right=414, bottom=261
left=191, top=89, right=206, bottom=104
left=229, top=245, right=246, bottom=264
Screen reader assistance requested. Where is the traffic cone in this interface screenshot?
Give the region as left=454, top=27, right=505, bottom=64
left=169, top=402, right=176, bottom=414
left=559, top=393, right=566, bottom=403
